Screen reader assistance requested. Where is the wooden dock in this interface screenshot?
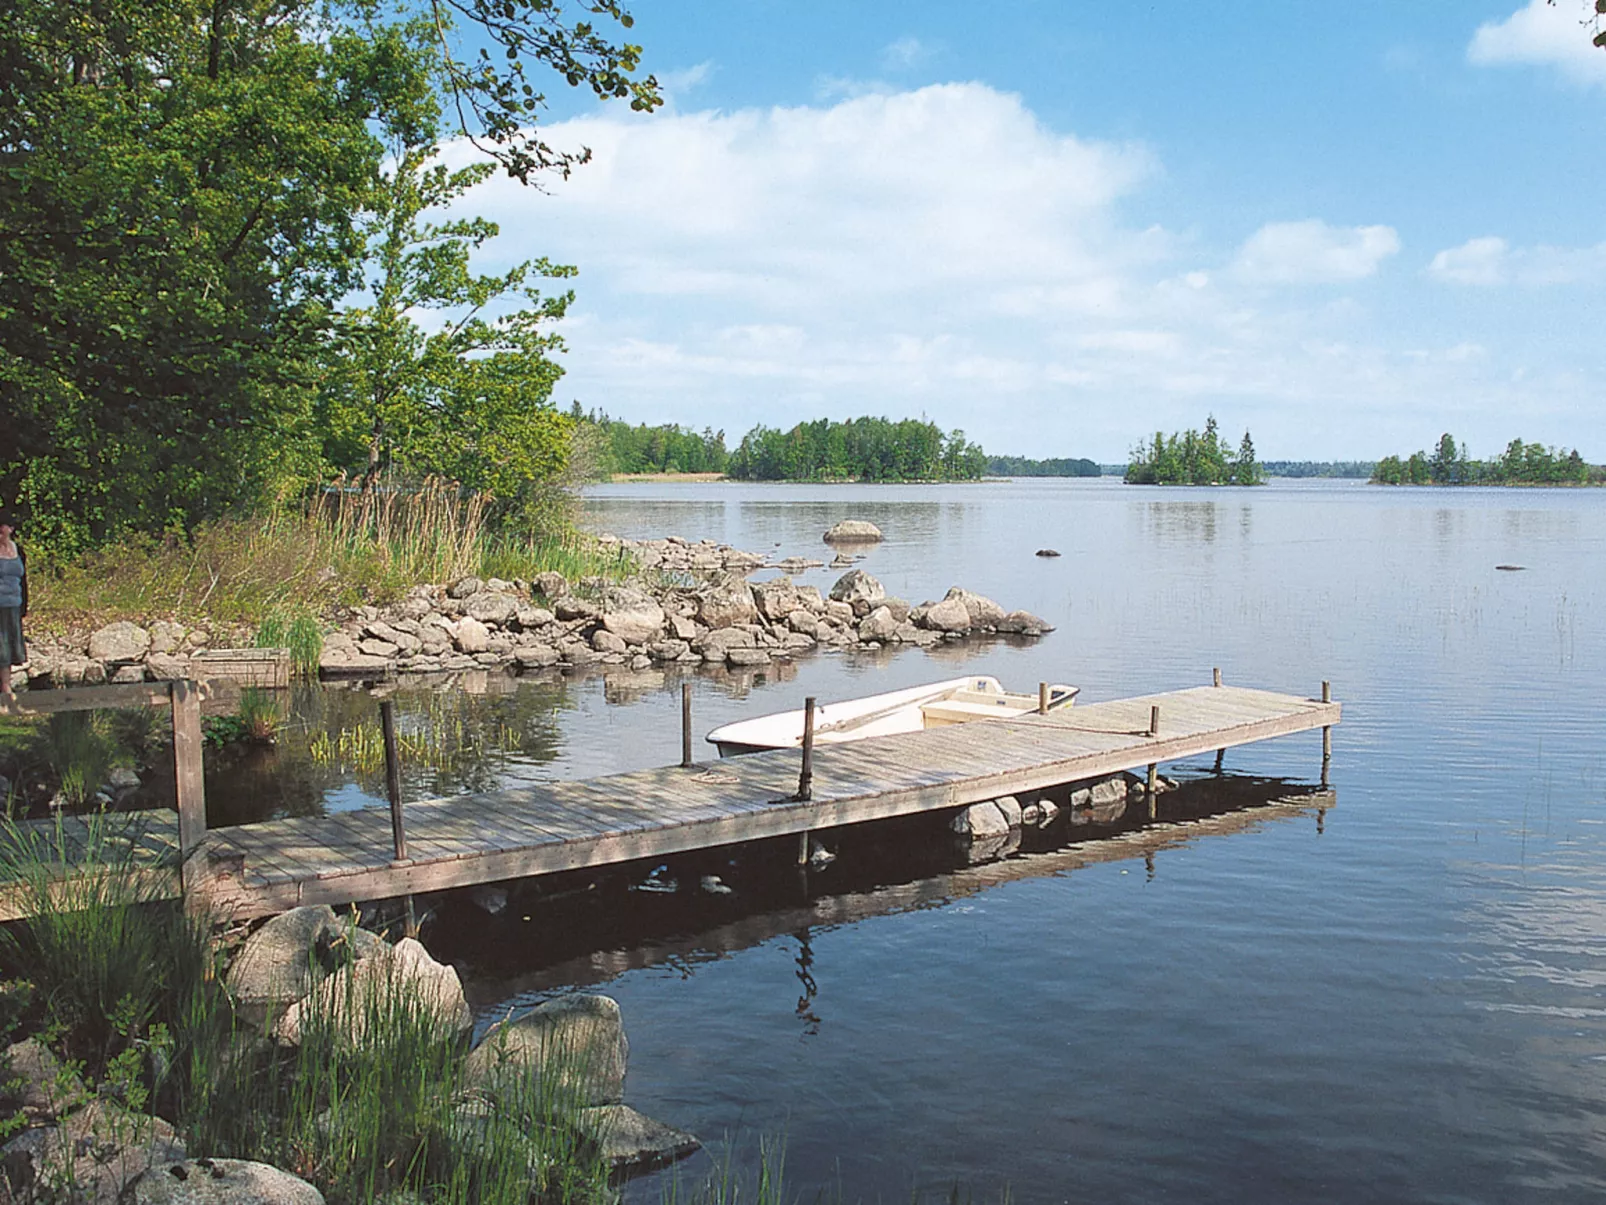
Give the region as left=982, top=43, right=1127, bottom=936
left=0, top=682, right=1339, bottom=922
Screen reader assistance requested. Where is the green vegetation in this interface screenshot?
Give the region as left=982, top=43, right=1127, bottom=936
left=986, top=456, right=1101, bottom=478
left=1125, top=417, right=1262, bottom=486
left=575, top=408, right=732, bottom=476
left=1372, top=434, right=1598, bottom=486
left=2, top=0, right=659, bottom=569
left=728, top=418, right=987, bottom=482
left=1260, top=461, right=1376, bottom=479
left=256, top=610, right=325, bottom=678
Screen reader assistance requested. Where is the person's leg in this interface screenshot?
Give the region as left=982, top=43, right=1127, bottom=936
left=0, top=664, right=10, bottom=696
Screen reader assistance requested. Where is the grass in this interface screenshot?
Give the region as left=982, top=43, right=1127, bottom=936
left=256, top=610, right=324, bottom=677
left=34, top=477, right=638, bottom=630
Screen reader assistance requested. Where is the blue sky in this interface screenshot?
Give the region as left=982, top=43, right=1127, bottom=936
left=453, top=0, right=1606, bottom=461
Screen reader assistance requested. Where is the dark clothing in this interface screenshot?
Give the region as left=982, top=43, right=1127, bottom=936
left=0, top=606, right=23, bottom=668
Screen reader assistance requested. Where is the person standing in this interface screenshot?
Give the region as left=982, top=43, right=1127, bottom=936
left=0, top=516, right=26, bottom=697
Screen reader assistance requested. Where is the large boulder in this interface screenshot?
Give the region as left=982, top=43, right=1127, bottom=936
left=88, top=621, right=151, bottom=665
left=857, top=606, right=900, bottom=643
left=274, top=938, right=472, bottom=1048
left=950, top=801, right=1010, bottom=838
left=1, top=1100, right=186, bottom=1204
left=694, top=628, right=756, bottom=664
left=463, top=591, right=520, bottom=627
left=921, top=596, right=972, bottom=633
left=696, top=578, right=758, bottom=629
left=453, top=617, right=491, bottom=654
left=600, top=587, right=665, bottom=645
left=578, top=1104, right=700, bottom=1171
left=943, top=587, right=1007, bottom=630
left=823, top=519, right=883, bottom=543
left=828, top=570, right=885, bottom=617
left=750, top=577, right=801, bottom=622
left=227, top=906, right=386, bottom=1030
left=463, top=994, right=627, bottom=1107
left=148, top=621, right=187, bottom=656
left=123, top=1159, right=326, bottom=1204
left=996, top=610, right=1054, bottom=636
left=447, top=577, right=483, bottom=600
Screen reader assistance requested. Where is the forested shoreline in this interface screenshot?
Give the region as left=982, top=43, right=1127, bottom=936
left=1372, top=435, right=1602, bottom=486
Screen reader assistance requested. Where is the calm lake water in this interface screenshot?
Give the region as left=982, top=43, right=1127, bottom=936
left=255, top=478, right=1606, bottom=1201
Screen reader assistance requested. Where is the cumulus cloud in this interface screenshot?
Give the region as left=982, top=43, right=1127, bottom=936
left=436, top=82, right=1597, bottom=457
left=1468, top=0, right=1606, bottom=86
left=1429, top=234, right=1606, bottom=285
left=1232, top=220, right=1401, bottom=284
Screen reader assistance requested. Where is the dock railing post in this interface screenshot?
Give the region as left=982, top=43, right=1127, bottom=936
left=1321, top=680, right=1332, bottom=785
left=796, top=696, right=816, bottom=802
left=1148, top=705, right=1160, bottom=737
left=1212, top=669, right=1225, bottom=770
left=681, top=682, right=693, bottom=768
left=1038, top=683, right=1048, bottom=715
left=380, top=700, right=410, bottom=866
left=170, top=680, right=207, bottom=873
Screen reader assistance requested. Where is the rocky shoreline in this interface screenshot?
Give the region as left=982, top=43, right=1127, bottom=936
left=19, top=535, right=1052, bottom=689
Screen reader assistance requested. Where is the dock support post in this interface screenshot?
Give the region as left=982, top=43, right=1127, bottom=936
left=171, top=680, right=206, bottom=871
left=681, top=682, right=693, bottom=768
left=798, top=831, right=810, bottom=867
left=380, top=701, right=410, bottom=866
left=1212, top=669, right=1225, bottom=769
left=1038, top=683, right=1048, bottom=715
left=1321, top=680, right=1332, bottom=786
left=1146, top=762, right=1158, bottom=820
left=796, top=696, right=816, bottom=802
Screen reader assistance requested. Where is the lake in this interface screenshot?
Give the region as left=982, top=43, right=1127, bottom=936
left=253, top=478, right=1606, bottom=1201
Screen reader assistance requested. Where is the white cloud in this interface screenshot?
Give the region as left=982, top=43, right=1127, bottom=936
left=438, top=83, right=1603, bottom=458
left=881, top=36, right=936, bottom=72
left=1233, top=220, right=1401, bottom=284
left=1429, top=235, right=1606, bottom=285
left=1468, top=0, right=1606, bottom=86
left=657, top=62, right=714, bottom=102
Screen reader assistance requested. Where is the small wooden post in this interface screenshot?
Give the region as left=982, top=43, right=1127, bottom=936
left=380, top=701, right=410, bottom=866
left=797, top=696, right=816, bottom=802
left=1321, top=680, right=1332, bottom=784
left=1212, top=667, right=1222, bottom=687
left=1214, top=747, right=1225, bottom=774
left=1149, top=705, right=1160, bottom=737
left=681, top=682, right=693, bottom=768
left=798, top=831, right=810, bottom=867
left=1146, top=761, right=1158, bottom=820
left=1038, top=682, right=1049, bottom=715
left=170, top=679, right=207, bottom=862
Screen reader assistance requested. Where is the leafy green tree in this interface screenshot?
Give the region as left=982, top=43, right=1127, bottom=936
left=1231, top=430, right=1263, bottom=485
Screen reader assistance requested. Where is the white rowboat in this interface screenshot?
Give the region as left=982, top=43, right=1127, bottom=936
left=705, top=676, right=1079, bottom=757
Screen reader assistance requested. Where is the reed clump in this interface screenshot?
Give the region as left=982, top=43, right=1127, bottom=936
left=36, top=477, right=636, bottom=629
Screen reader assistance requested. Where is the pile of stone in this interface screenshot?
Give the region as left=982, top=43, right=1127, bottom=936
left=17, top=537, right=1051, bottom=687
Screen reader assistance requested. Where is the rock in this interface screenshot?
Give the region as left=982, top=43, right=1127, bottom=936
left=531, top=571, right=567, bottom=601
left=921, top=596, right=972, bottom=633
left=464, top=994, right=628, bottom=1107
left=317, top=649, right=391, bottom=675
left=357, top=639, right=399, bottom=659
left=107, top=767, right=140, bottom=794
left=145, top=653, right=190, bottom=681
left=514, top=604, right=555, bottom=629
left=453, top=617, right=491, bottom=654
left=857, top=606, right=899, bottom=642
left=646, top=639, right=689, bottom=662
left=1034, top=798, right=1061, bottom=826
left=991, top=795, right=1023, bottom=827
left=514, top=645, right=560, bottom=669
left=726, top=647, right=771, bottom=667
left=149, top=620, right=187, bottom=656
left=1035, top=548, right=1061, bottom=557
left=112, top=664, right=148, bottom=684
left=1, top=1039, right=87, bottom=1121
left=696, top=578, right=758, bottom=629
left=996, top=610, right=1054, bottom=636
left=470, top=885, right=508, bottom=916
left=552, top=594, right=601, bottom=622
left=464, top=591, right=520, bottom=627
left=447, top=577, right=483, bottom=600
left=123, top=1158, right=325, bottom=1204
left=591, top=629, right=628, bottom=655
left=750, top=577, right=800, bottom=622
left=943, top=587, right=1007, bottom=630
left=823, top=519, right=883, bottom=543
left=275, top=938, right=472, bottom=1047
left=828, top=569, right=885, bottom=613
left=578, top=1104, right=700, bottom=1171
left=88, top=621, right=151, bottom=664
left=226, top=906, right=386, bottom=1030
left=693, top=628, right=756, bottom=662
left=785, top=610, right=818, bottom=637
left=600, top=587, right=665, bottom=645
left=950, top=801, right=1009, bottom=838
left=668, top=614, right=698, bottom=642
left=1, top=1100, right=186, bottom=1204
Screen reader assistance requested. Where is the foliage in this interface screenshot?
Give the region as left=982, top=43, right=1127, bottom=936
left=1372, top=435, right=1594, bottom=486
left=986, top=456, right=1101, bottom=478
left=575, top=407, right=731, bottom=476
left=0, top=0, right=659, bottom=560
left=727, top=418, right=987, bottom=483
left=1260, top=461, right=1376, bottom=479
left=1125, top=416, right=1262, bottom=485
left=35, top=478, right=634, bottom=627
left=257, top=610, right=325, bottom=677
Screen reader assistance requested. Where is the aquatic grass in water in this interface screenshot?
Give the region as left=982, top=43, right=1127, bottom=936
left=256, top=609, right=324, bottom=677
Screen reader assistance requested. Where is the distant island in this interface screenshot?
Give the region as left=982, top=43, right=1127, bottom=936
left=1372, top=435, right=1602, bottom=486
left=1125, top=416, right=1263, bottom=486
left=986, top=455, right=1101, bottom=477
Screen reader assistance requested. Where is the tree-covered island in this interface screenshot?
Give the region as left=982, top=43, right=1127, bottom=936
left=1124, top=416, right=1263, bottom=485
left=1372, top=435, right=1601, bottom=486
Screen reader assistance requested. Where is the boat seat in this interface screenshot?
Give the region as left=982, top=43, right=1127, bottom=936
left=921, top=700, right=1030, bottom=726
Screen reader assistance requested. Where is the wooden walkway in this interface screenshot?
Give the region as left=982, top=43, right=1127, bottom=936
left=0, top=684, right=1339, bottom=921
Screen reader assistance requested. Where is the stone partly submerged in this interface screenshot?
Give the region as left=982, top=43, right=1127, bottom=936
left=123, top=1158, right=327, bottom=1204
left=823, top=519, right=883, bottom=543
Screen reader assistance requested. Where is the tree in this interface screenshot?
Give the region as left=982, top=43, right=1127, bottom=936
left=1232, top=430, right=1262, bottom=485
